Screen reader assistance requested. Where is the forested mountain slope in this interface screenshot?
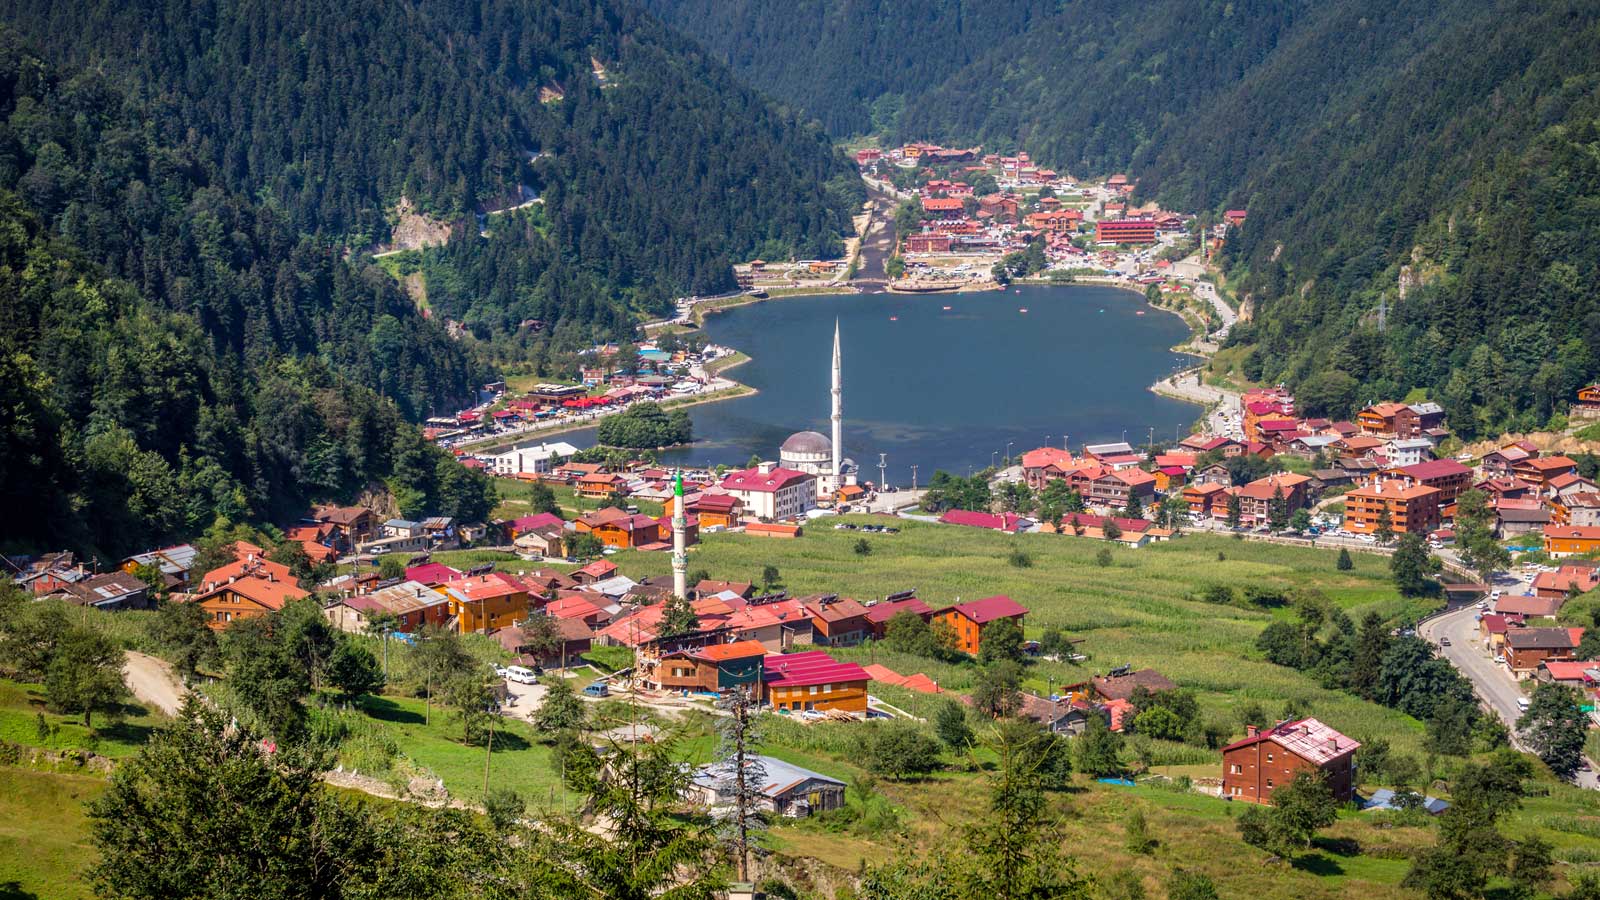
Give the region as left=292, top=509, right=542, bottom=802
left=0, top=36, right=493, bottom=557
left=650, top=0, right=1600, bottom=434
left=638, top=0, right=1058, bottom=137
left=0, top=0, right=861, bottom=341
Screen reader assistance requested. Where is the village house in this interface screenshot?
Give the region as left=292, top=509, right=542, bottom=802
left=803, top=595, right=871, bottom=647
left=1537, top=661, right=1600, bottom=692
left=187, top=544, right=307, bottom=630
left=434, top=572, right=531, bottom=634
left=1545, top=525, right=1600, bottom=558
left=689, top=755, right=845, bottom=818
left=1022, top=447, right=1079, bottom=488
left=1092, top=668, right=1178, bottom=703
left=719, top=463, right=817, bottom=521
left=653, top=639, right=767, bottom=693
left=1235, top=473, right=1313, bottom=522
left=119, top=543, right=199, bottom=591
left=664, top=492, right=745, bottom=529
left=492, top=616, right=594, bottom=669
left=1221, top=718, right=1360, bottom=804
left=762, top=650, right=871, bottom=714
left=1561, top=491, right=1600, bottom=528
left=1017, top=693, right=1109, bottom=736
left=1480, top=441, right=1540, bottom=478
left=51, top=571, right=151, bottom=611
left=1574, top=384, right=1600, bottom=419
left=1533, top=562, right=1600, bottom=601
left=324, top=580, right=452, bottom=634
left=863, top=595, right=934, bottom=639
left=483, top=441, right=578, bottom=477
left=1514, top=455, right=1579, bottom=490
left=577, top=472, right=626, bottom=501
left=310, top=505, right=375, bottom=551
left=571, top=559, right=619, bottom=585
left=932, top=595, right=1028, bottom=657
left=1183, top=482, right=1229, bottom=516
left=589, top=513, right=662, bottom=549
left=1504, top=628, right=1579, bottom=675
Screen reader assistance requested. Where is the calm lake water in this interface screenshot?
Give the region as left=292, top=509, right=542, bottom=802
left=576, top=285, right=1201, bottom=485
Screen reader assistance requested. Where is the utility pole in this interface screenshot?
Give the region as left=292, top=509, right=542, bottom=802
left=910, top=464, right=918, bottom=493
left=482, top=694, right=496, bottom=797
left=1148, top=425, right=1155, bottom=456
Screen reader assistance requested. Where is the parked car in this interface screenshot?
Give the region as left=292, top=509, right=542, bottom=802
left=1516, top=696, right=1530, bottom=711
left=582, top=682, right=610, bottom=698
left=1440, top=637, right=1451, bottom=647
left=800, top=709, right=826, bottom=721
left=504, top=665, right=538, bottom=684
left=1494, top=654, right=1506, bottom=665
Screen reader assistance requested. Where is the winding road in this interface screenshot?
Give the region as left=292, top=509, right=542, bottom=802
left=122, top=650, right=187, bottom=717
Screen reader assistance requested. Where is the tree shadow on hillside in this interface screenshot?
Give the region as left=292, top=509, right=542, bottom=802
left=0, top=880, right=42, bottom=900
left=357, top=696, right=425, bottom=725
left=1289, top=853, right=1345, bottom=876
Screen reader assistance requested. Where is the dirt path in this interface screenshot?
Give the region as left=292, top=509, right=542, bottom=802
left=122, top=651, right=186, bottom=717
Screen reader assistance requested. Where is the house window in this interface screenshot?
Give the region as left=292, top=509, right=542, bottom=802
left=1265, top=753, right=1273, bottom=763
left=1230, top=764, right=1242, bottom=775
left=1266, top=778, right=1274, bottom=788
left=809, top=685, right=819, bottom=695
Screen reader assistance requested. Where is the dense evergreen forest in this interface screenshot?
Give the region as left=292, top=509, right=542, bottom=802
left=648, top=0, right=1600, bottom=435
left=0, top=0, right=862, bottom=342
left=0, top=35, right=493, bottom=558
left=639, top=0, right=1060, bottom=137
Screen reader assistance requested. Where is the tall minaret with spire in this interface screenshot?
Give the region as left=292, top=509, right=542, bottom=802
left=671, top=470, right=688, bottom=599
left=830, top=318, right=843, bottom=493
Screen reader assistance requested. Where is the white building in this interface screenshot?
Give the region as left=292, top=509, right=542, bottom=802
left=719, top=462, right=817, bottom=521
left=1386, top=438, right=1435, bottom=468
left=483, top=441, right=578, bottom=477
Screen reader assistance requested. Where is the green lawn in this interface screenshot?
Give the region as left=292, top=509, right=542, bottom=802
left=0, top=680, right=166, bottom=759
left=0, top=768, right=105, bottom=900
left=613, top=517, right=1435, bottom=754
left=337, top=693, right=571, bottom=809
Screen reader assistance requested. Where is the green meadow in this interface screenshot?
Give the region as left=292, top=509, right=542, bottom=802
left=614, top=516, right=1436, bottom=754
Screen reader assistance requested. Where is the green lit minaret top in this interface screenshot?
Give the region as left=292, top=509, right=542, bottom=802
left=674, top=470, right=684, bottom=498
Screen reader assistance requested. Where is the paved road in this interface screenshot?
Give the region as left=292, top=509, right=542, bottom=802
left=1419, top=598, right=1599, bottom=790
left=123, top=651, right=186, bottom=717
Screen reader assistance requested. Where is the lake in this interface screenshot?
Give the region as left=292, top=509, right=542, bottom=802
left=580, top=284, right=1201, bottom=485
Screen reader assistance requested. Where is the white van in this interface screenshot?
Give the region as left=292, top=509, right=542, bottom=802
left=504, top=665, right=539, bottom=685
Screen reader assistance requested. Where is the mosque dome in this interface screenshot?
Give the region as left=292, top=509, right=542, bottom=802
left=781, top=431, right=832, bottom=456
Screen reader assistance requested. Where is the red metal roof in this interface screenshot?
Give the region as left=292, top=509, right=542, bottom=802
left=1399, top=459, right=1472, bottom=481
left=941, top=595, right=1028, bottom=625
left=762, top=650, right=869, bottom=688
left=939, top=509, right=1024, bottom=532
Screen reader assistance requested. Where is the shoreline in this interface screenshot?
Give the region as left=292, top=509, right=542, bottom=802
left=472, top=280, right=1214, bottom=457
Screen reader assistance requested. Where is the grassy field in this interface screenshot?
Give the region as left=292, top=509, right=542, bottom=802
left=0, top=768, right=104, bottom=900
left=329, top=693, right=573, bottom=810
left=612, top=516, right=1436, bottom=754
left=0, top=680, right=165, bottom=759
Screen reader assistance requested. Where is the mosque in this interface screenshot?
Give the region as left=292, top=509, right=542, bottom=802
left=778, top=319, right=858, bottom=501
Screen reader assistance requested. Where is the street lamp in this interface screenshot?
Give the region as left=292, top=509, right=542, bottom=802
left=1006, top=441, right=1014, bottom=468
left=991, top=451, right=998, bottom=469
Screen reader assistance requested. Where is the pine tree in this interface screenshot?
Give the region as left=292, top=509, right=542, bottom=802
left=713, top=689, right=767, bottom=882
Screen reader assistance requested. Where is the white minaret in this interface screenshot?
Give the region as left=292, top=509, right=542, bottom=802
left=830, top=318, right=843, bottom=491
left=671, top=470, right=688, bottom=599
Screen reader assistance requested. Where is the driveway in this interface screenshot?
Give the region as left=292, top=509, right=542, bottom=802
left=122, top=651, right=187, bottom=717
